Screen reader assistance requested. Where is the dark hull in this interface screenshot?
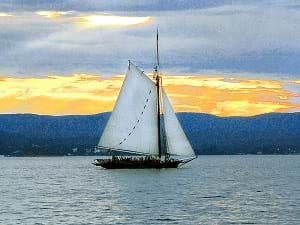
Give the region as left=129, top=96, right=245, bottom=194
left=93, top=158, right=181, bottom=169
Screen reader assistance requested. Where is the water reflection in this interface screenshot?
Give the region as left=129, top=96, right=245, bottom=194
left=0, top=156, right=299, bottom=224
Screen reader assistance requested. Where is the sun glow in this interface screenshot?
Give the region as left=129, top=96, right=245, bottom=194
left=36, top=11, right=69, bottom=19
left=76, top=14, right=152, bottom=27
left=0, top=12, right=13, bottom=17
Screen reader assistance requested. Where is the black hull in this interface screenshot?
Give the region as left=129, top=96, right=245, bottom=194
left=93, top=158, right=181, bottom=169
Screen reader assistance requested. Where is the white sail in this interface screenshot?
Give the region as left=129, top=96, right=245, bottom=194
left=98, top=62, right=159, bottom=156
left=162, top=89, right=196, bottom=157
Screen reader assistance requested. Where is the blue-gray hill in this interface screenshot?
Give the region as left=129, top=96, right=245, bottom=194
left=0, top=112, right=299, bottom=156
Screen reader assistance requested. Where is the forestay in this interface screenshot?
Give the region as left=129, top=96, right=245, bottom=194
left=98, top=62, right=159, bottom=156
left=162, top=89, right=196, bottom=157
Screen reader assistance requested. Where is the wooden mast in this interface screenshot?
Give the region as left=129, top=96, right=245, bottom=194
left=156, top=28, right=162, bottom=159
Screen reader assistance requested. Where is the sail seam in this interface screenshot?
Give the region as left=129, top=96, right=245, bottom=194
left=118, top=89, right=153, bottom=146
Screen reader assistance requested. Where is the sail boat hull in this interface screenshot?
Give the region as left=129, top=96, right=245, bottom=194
left=93, top=157, right=181, bottom=169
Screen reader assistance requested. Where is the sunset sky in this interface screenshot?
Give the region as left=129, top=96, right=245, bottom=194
left=0, top=0, right=299, bottom=116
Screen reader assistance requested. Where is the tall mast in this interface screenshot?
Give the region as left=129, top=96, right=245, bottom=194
left=156, top=28, right=160, bottom=67
left=156, top=28, right=162, bottom=159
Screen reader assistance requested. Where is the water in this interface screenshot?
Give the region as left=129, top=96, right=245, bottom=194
left=0, top=155, right=299, bottom=225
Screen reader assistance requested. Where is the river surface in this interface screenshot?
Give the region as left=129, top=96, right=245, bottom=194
left=0, top=155, right=299, bottom=225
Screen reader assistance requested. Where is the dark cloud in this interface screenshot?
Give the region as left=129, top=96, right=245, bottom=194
left=0, top=0, right=258, bottom=12
left=0, top=1, right=300, bottom=79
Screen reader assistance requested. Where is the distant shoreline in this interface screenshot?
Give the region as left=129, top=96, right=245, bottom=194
left=2, top=153, right=300, bottom=157
left=1, top=112, right=300, bottom=156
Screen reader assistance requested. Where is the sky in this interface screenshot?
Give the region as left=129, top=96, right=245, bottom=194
left=0, top=0, right=299, bottom=116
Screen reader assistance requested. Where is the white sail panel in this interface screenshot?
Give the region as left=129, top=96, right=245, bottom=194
left=162, top=89, right=195, bottom=157
left=98, top=62, right=159, bottom=156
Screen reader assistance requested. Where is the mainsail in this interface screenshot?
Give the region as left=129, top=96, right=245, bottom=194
left=98, top=62, right=196, bottom=158
left=98, top=62, right=159, bottom=156
left=162, top=89, right=196, bottom=157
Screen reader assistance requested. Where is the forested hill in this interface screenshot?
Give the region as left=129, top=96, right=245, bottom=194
left=0, top=112, right=299, bottom=156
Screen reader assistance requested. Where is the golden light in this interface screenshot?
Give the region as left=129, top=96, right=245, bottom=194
left=76, top=14, right=152, bottom=27
left=0, top=12, right=13, bottom=17
left=36, top=11, right=68, bottom=19
left=0, top=74, right=299, bottom=116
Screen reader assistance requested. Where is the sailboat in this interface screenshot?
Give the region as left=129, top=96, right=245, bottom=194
left=93, top=30, right=197, bottom=169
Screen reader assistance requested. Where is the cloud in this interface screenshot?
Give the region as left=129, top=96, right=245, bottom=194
left=36, top=11, right=70, bottom=20
left=75, top=14, right=152, bottom=27
left=0, top=1, right=300, bottom=78
left=0, top=0, right=260, bottom=12
left=0, top=74, right=299, bottom=116
left=163, top=75, right=300, bottom=116
left=0, top=12, right=13, bottom=17
left=211, top=100, right=291, bottom=116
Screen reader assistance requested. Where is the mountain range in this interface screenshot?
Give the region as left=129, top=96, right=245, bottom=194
left=0, top=112, right=299, bottom=156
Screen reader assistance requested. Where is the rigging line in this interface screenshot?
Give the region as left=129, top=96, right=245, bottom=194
left=97, top=145, right=154, bottom=156
left=130, top=61, right=155, bottom=85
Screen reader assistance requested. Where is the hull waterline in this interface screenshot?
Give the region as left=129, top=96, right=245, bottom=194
left=93, top=158, right=181, bottom=169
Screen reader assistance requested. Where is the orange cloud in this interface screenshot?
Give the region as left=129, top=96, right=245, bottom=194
left=162, top=75, right=300, bottom=116
left=292, top=80, right=300, bottom=84
left=0, top=74, right=299, bottom=116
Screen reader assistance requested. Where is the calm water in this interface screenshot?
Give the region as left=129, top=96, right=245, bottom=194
left=0, top=155, right=299, bottom=225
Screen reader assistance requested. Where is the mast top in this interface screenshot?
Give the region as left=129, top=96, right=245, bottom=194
left=156, top=27, right=160, bottom=69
